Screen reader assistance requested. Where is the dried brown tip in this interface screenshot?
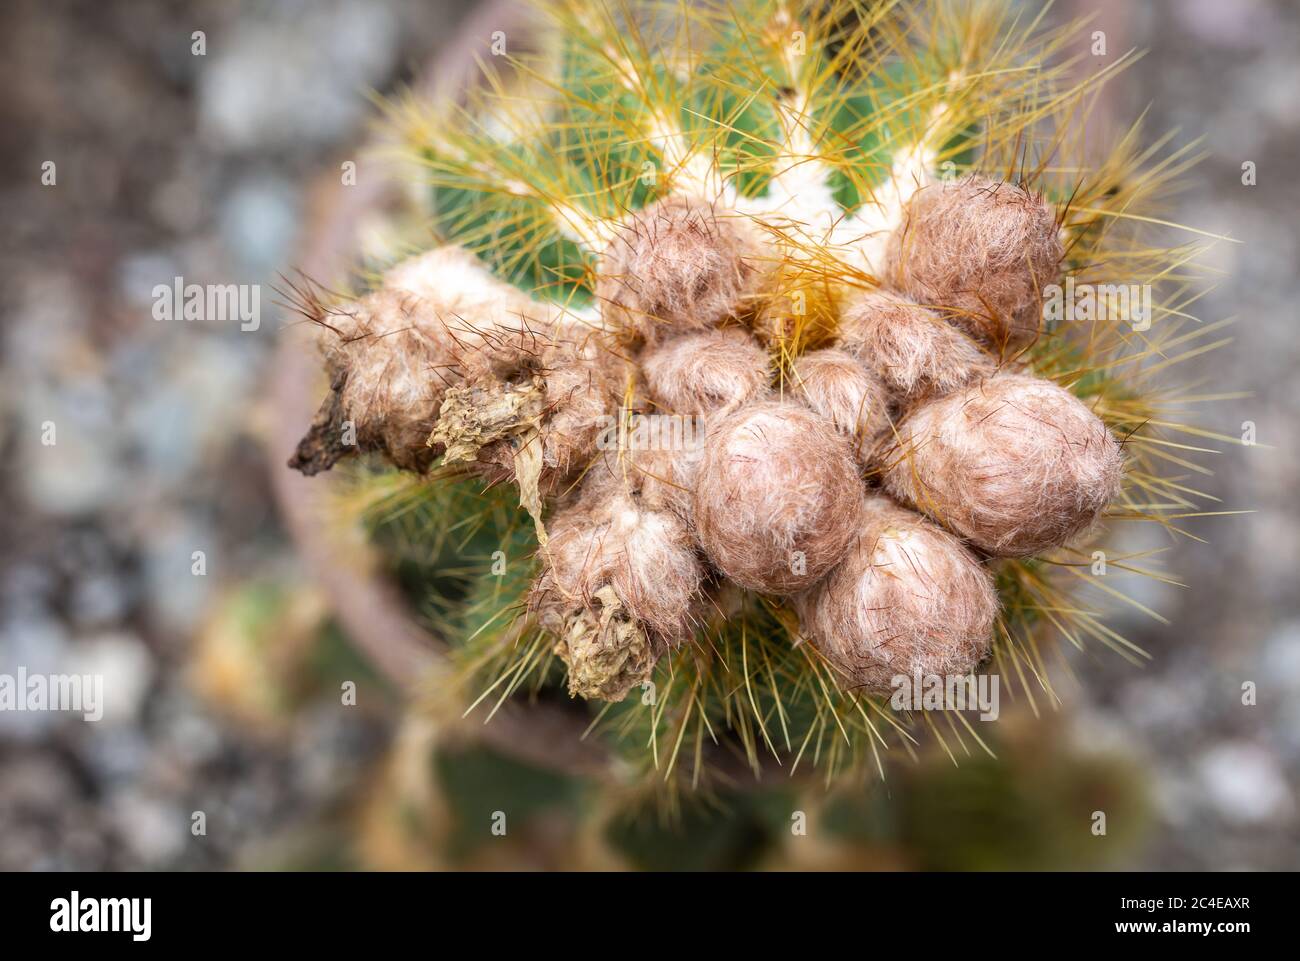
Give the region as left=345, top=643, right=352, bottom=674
left=837, top=289, right=994, bottom=400
left=288, top=369, right=352, bottom=475
left=885, top=176, right=1063, bottom=353
left=553, top=585, right=657, bottom=701
left=693, top=401, right=866, bottom=596
left=430, top=376, right=547, bottom=464
left=882, top=372, right=1125, bottom=556
left=789, top=348, right=891, bottom=462
left=597, top=196, right=763, bottom=342
left=530, top=491, right=704, bottom=701
left=641, top=327, right=772, bottom=418
left=288, top=288, right=456, bottom=475
left=795, top=495, right=998, bottom=696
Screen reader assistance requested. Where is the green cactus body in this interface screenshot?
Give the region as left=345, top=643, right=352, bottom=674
left=291, top=0, right=1231, bottom=801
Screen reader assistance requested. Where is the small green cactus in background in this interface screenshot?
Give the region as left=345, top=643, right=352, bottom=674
left=287, top=0, right=1231, bottom=803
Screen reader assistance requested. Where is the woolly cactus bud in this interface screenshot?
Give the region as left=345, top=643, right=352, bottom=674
left=883, top=373, right=1124, bottom=556
left=581, top=437, right=705, bottom=523
left=795, top=496, right=998, bottom=696
left=597, top=197, right=764, bottom=342
left=694, top=402, right=865, bottom=595
left=789, top=348, right=891, bottom=460
left=289, top=289, right=448, bottom=475
left=641, top=327, right=771, bottom=417
left=433, top=333, right=624, bottom=495
left=529, top=491, right=704, bottom=701
left=838, top=289, right=994, bottom=399
left=886, top=177, right=1063, bottom=352
left=289, top=246, right=556, bottom=476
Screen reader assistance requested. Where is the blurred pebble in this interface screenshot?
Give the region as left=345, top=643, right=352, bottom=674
left=1197, top=742, right=1294, bottom=824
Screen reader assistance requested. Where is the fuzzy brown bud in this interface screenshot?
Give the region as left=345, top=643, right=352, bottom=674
left=289, top=247, right=557, bottom=475
left=789, top=348, right=891, bottom=461
left=882, top=373, right=1124, bottom=556
left=837, top=289, right=994, bottom=400
left=886, top=177, right=1062, bottom=352
left=641, top=327, right=772, bottom=418
left=795, top=496, right=998, bottom=695
left=597, top=197, right=762, bottom=341
left=694, top=402, right=865, bottom=595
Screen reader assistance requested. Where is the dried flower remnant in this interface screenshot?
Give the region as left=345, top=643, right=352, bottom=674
left=433, top=335, right=623, bottom=492
left=529, top=489, right=704, bottom=701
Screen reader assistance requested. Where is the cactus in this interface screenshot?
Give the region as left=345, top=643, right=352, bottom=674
left=288, top=0, right=1233, bottom=802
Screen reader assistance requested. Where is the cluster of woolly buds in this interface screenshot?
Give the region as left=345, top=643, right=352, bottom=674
left=837, top=289, right=994, bottom=400
left=529, top=482, right=705, bottom=702
left=881, top=373, right=1124, bottom=556
left=291, top=163, right=1122, bottom=709
left=641, top=327, right=771, bottom=417
left=596, top=196, right=766, bottom=343
left=885, top=176, right=1063, bottom=353
left=776, top=175, right=1118, bottom=695
left=789, top=348, right=891, bottom=462
left=693, top=402, right=865, bottom=596
left=795, top=496, right=998, bottom=695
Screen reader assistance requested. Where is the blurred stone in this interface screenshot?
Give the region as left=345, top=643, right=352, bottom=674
left=0, top=613, right=71, bottom=741
left=69, top=572, right=131, bottom=629
left=140, top=515, right=216, bottom=634
left=66, top=633, right=154, bottom=726
left=0, top=0, right=448, bottom=870
left=1196, top=742, right=1293, bottom=824
left=218, top=174, right=300, bottom=276
left=110, top=789, right=186, bottom=865
left=198, top=0, right=399, bottom=153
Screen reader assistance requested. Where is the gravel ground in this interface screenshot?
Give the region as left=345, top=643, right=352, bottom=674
left=0, top=0, right=470, bottom=870
left=1066, top=0, right=1300, bottom=870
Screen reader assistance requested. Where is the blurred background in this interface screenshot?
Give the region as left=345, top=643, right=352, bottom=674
left=0, top=0, right=1295, bottom=870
